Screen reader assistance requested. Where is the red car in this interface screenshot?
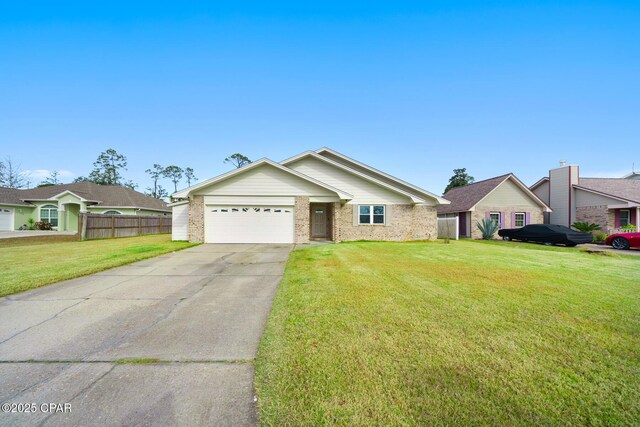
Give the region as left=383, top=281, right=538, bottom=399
left=605, top=232, right=640, bottom=250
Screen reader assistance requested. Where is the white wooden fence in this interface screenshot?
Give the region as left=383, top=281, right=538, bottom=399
left=437, top=217, right=459, bottom=240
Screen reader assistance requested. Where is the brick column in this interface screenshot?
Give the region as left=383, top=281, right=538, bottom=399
left=188, top=195, right=204, bottom=243
left=294, top=196, right=310, bottom=244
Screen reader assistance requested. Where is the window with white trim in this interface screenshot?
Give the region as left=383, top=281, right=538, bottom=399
left=359, top=205, right=385, bottom=224
left=489, top=212, right=501, bottom=227
left=620, top=210, right=630, bottom=227
left=40, top=204, right=58, bottom=227
left=103, top=210, right=122, bottom=215
left=514, top=212, right=525, bottom=227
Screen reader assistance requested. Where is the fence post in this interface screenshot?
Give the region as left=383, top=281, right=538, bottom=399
left=81, top=213, right=87, bottom=240
left=138, top=216, right=142, bottom=237
left=111, top=215, right=115, bottom=238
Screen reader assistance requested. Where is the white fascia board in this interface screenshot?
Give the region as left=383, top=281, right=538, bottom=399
left=529, top=177, right=549, bottom=190
left=172, top=158, right=353, bottom=200
left=86, top=205, right=171, bottom=212
left=49, top=190, right=87, bottom=201
left=0, top=202, right=34, bottom=207
left=168, top=200, right=190, bottom=207
left=313, top=147, right=450, bottom=205
left=280, top=151, right=428, bottom=204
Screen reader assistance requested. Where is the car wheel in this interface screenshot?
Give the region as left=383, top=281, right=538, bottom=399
left=543, top=242, right=553, bottom=246
left=503, top=236, right=510, bottom=241
left=611, top=237, right=630, bottom=250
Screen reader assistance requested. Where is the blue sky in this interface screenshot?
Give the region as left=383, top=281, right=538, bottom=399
left=1, top=1, right=638, bottom=194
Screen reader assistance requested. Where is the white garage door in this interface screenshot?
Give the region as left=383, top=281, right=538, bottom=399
left=205, top=206, right=294, bottom=243
left=0, top=208, right=14, bottom=231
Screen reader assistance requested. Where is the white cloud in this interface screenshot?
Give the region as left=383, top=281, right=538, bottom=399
left=24, top=169, right=74, bottom=180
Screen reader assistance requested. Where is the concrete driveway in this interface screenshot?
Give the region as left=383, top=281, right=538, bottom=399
left=0, top=243, right=292, bottom=426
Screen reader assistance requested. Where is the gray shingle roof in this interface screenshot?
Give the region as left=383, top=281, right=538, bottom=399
left=577, top=178, right=640, bottom=203
left=0, top=182, right=170, bottom=211
left=437, top=174, right=512, bottom=214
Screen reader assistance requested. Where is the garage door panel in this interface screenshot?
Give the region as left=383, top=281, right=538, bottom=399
left=0, top=208, right=14, bottom=231
left=205, top=206, right=294, bottom=244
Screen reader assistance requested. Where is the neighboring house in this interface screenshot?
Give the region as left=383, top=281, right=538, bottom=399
left=0, top=182, right=171, bottom=232
left=531, top=165, right=640, bottom=233
left=437, top=173, right=551, bottom=240
left=170, top=147, right=449, bottom=243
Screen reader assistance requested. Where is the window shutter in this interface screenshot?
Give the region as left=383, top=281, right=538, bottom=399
left=511, top=212, right=516, bottom=227
left=500, top=212, right=506, bottom=229
left=525, top=212, right=530, bottom=225
left=385, top=205, right=392, bottom=227
left=353, top=205, right=359, bottom=226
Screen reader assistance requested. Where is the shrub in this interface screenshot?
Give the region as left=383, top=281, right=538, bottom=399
left=572, top=221, right=601, bottom=232
left=476, top=218, right=499, bottom=240
left=34, top=221, right=52, bottom=230
left=27, top=218, right=35, bottom=230
left=592, top=232, right=608, bottom=243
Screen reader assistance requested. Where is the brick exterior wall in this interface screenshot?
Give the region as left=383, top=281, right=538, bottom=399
left=332, top=203, right=437, bottom=242
left=576, top=205, right=614, bottom=233
left=470, top=206, right=544, bottom=240
left=294, top=196, right=310, bottom=244
left=188, top=195, right=204, bottom=243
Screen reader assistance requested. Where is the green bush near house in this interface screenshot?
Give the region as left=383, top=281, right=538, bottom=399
left=476, top=217, right=499, bottom=239
left=256, top=240, right=640, bottom=426
left=571, top=221, right=601, bottom=232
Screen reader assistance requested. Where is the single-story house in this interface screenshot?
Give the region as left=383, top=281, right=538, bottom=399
left=170, top=147, right=449, bottom=243
left=0, top=182, right=171, bottom=232
left=531, top=164, right=640, bottom=233
left=437, top=173, right=552, bottom=239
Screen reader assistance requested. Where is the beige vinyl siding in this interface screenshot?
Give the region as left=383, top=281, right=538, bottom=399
left=203, top=196, right=295, bottom=205
left=531, top=180, right=550, bottom=205
left=317, top=151, right=438, bottom=204
left=287, top=157, right=412, bottom=204
left=549, top=166, right=578, bottom=227
left=574, top=189, right=624, bottom=207
left=172, top=203, right=189, bottom=240
left=194, top=164, right=337, bottom=197
left=479, top=179, right=542, bottom=209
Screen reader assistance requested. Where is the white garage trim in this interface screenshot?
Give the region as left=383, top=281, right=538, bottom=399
left=205, top=205, right=294, bottom=243
left=0, top=207, right=15, bottom=231
left=171, top=203, right=189, bottom=240
left=204, top=196, right=295, bottom=206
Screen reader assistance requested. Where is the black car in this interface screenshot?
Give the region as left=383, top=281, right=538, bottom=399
left=497, top=224, right=592, bottom=247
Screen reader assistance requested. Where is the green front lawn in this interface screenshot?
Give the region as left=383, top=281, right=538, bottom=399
left=256, top=240, right=640, bottom=426
left=0, top=234, right=198, bottom=297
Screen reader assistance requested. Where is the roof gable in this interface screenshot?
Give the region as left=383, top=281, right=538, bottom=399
left=281, top=151, right=434, bottom=204
left=173, top=158, right=353, bottom=200
left=438, top=174, right=551, bottom=214
left=314, top=147, right=449, bottom=204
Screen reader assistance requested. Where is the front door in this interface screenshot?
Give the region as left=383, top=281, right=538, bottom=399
left=311, top=205, right=327, bottom=238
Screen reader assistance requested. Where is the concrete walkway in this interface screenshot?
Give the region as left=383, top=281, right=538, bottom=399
left=0, top=244, right=292, bottom=426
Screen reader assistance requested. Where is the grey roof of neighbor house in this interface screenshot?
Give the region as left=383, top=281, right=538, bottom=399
left=0, top=182, right=170, bottom=211
left=436, top=174, right=512, bottom=214
left=577, top=178, right=640, bottom=203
